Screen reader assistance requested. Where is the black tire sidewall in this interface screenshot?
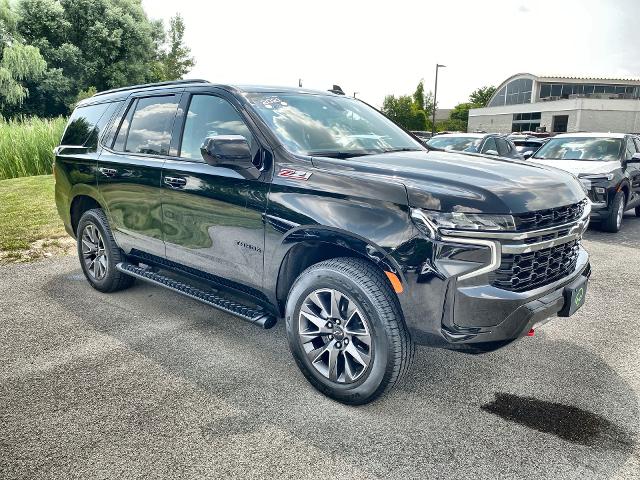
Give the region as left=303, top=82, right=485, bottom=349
left=603, top=191, right=625, bottom=232
left=286, top=266, right=393, bottom=404
left=77, top=210, right=122, bottom=292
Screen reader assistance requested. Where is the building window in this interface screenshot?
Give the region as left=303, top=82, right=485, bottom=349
left=489, top=78, right=532, bottom=107
left=539, top=82, right=640, bottom=100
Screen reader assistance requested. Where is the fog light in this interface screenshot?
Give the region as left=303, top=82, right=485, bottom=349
left=594, top=187, right=606, bottom=194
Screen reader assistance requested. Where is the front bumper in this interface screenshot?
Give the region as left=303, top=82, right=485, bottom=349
left=397, top=204, right=591, bottom=350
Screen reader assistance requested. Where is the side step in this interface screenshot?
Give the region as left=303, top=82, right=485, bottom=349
left=116, top=262, right=277, bottom=329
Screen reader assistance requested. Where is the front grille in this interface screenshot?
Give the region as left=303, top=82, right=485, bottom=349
left=514, top=200, right=587, bottom=231
left=491, top=240, right=580, bottom=292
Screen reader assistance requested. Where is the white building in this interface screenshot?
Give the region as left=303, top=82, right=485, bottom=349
left=468, top=73, right=640, bottom=134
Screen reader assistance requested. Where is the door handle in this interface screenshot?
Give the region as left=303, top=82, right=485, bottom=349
left=99, top=167, right=118, bottom=177
left=164, top=176, right=187, bottom=188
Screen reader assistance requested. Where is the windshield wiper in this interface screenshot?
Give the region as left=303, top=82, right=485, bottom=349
left=307, top=150, right=372, bottom=159
left=381, top=147, right=423, bottom=153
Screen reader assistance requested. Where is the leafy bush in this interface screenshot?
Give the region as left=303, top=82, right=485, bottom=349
left=0, top=116, right=66, bottom=179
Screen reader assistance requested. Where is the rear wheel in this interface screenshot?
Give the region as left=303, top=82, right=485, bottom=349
left=600, top=191, right=625, bottom=233
left=285, top=257, right=413, bottom=405
left=77, top=209, right=134, bottom=292
left=635, top=206, right=640, bottom=217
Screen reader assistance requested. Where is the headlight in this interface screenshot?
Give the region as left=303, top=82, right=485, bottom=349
left=411, top=208, right=515, bottom=236
left=578, top=172, right=614, bottom=181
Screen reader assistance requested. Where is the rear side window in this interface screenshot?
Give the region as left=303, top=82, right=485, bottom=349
left=61, top=102, right=113, bottom=147
left=113, top=95, right=179, bottom=155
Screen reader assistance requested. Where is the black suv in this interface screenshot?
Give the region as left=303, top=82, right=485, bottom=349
left=55, top=80, right=591, bottom=404
left=530, top=133, right=640, bottom=232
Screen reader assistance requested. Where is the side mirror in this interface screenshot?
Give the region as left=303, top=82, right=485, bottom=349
left=485, top=149, right=499, bottom=156
left=200, top=135, right=259, bottom=178
left=523, top=150, right=534, bottom=159
left=624, top=152, right=640, bottom=167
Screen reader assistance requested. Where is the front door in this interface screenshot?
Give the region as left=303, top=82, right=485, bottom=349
left=627, top=138, right=640, bottom=208
left=161, top=93, right=269, bottom=291
left=98, top=93, right=181, bottom=257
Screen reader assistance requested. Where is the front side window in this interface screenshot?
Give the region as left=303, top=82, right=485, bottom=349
left=426, top=136, right=482, bottom=152
left=180, top=95, right=254, bottom=160
left=113, top=96, right=179, bottom=155
left=533, top=137, right=623, bottom=161
left=247, top=93, right=422, bottom=157
left=496, top=138, right=510, bottom=156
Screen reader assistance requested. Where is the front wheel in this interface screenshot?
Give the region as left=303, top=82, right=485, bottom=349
left=635, top=205, right=640, bottom=217
left=600, top=191, right=625, bottom=233
left=285, top=258, right=413, bottom=405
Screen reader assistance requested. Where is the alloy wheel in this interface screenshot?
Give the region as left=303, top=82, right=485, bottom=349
left=298, top=288, right=372, bottom=383
left=81, top=223, right=108, bottom=280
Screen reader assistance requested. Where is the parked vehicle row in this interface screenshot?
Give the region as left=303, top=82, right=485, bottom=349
left=425, top=133, right=523, bottom=159
left=55, top=80, right=591, bottom=404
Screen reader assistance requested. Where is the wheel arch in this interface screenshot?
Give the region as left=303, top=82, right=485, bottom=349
left=69, top=193, right=103, bottom=237
left=274, top=227, right=405, bottom=316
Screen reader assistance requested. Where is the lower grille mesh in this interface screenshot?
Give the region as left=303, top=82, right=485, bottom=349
left=491, top=240, right=580, bottom=292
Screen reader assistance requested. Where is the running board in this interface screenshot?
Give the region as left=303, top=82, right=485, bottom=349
left=116, top=262, right=277, bottom=329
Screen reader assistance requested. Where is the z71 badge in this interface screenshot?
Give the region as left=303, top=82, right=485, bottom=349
left=277, top=168, right=312, bottom=181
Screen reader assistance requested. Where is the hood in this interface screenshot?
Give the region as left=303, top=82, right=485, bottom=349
left=312, top=150, right=586, bottom=214
left=528, top=159, right=620, bottom=176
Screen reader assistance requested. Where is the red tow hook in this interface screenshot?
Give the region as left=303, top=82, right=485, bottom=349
left=527, top=329, right=535, bottom=337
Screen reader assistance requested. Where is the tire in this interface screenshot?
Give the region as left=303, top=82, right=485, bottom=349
left=285, top=257, right=413, bottom=405
left=77, top=208, right=134, bottom=293
left=600, top=191, right=625, bottom=233
left=635, top=206, right=640, bottom=217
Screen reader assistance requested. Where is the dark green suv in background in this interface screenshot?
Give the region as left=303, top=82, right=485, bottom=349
left=55, top=80, right=591, bottom=404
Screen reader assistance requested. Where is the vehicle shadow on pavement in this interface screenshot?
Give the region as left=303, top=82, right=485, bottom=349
left=42, top=269, right=639, bottom=480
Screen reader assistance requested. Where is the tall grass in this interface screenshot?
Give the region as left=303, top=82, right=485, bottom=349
left=0, top=117, right=66, bottom=180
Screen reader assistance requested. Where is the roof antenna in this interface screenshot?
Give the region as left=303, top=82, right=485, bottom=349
left=298, top=78, right=302, bottom=88
left=329, top=85, right=345, bottom=95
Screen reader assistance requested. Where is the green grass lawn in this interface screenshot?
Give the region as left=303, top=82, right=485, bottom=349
left=0, top=174, right=72, bottom=262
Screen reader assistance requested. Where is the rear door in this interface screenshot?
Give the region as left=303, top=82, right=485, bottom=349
left=161, top=91, right=269, bottom=291
left=98, top=92, right=182, bottom=257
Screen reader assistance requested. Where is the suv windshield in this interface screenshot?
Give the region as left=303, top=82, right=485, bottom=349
left=426, top=136, right=482, bottom=152
left=533, top=137, right=623, bottom=161
left=246, top=93, right=423, bottom=157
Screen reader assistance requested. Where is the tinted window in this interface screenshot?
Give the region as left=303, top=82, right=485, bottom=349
left=180, top=95, right=254, bottom=160
left=113, top=101, right=135, bottom=152
left=61, top=102, right=112, bottom=147
left=481, top=137, right=497, bottom=153
left=114, top=96, right=179, bottom=155
left=496, top=138, right=510, bottom=156
left=624, top=138, right=637, bottom=160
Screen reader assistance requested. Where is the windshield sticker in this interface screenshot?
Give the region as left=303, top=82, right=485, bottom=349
left=262, top=96, right=288, bottom=109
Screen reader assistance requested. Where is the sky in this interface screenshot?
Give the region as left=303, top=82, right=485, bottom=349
left=142, top=0, right=640, bottom=109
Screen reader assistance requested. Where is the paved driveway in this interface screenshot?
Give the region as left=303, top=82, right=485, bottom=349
left=1, top=215, right=639, bottom=479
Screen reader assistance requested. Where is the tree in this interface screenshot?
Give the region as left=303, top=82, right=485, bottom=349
left=469, top=85, right=496, bottom=107
left=412, top=79, right=436, bottom=120
left=159, top=14, right=194, bottom=81
left=1, top=0, right=196, bottom=118
left=0, top=1, right=47, bottom=109
left=381, top=95, right=428, bottom=131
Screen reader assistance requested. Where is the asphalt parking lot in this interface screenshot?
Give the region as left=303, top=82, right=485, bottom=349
left=1, top=215, right=639, bottom=480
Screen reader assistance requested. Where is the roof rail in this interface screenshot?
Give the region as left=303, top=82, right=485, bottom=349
left=93, top=79, right=211, bottom=97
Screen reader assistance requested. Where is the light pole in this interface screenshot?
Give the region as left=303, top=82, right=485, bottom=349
left=432, top=64, right=446, bottom=136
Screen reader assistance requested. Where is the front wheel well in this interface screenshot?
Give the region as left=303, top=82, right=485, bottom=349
left=70, top=195, right=102, bottom=236
left=275, top=241, right=398, bottom=316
